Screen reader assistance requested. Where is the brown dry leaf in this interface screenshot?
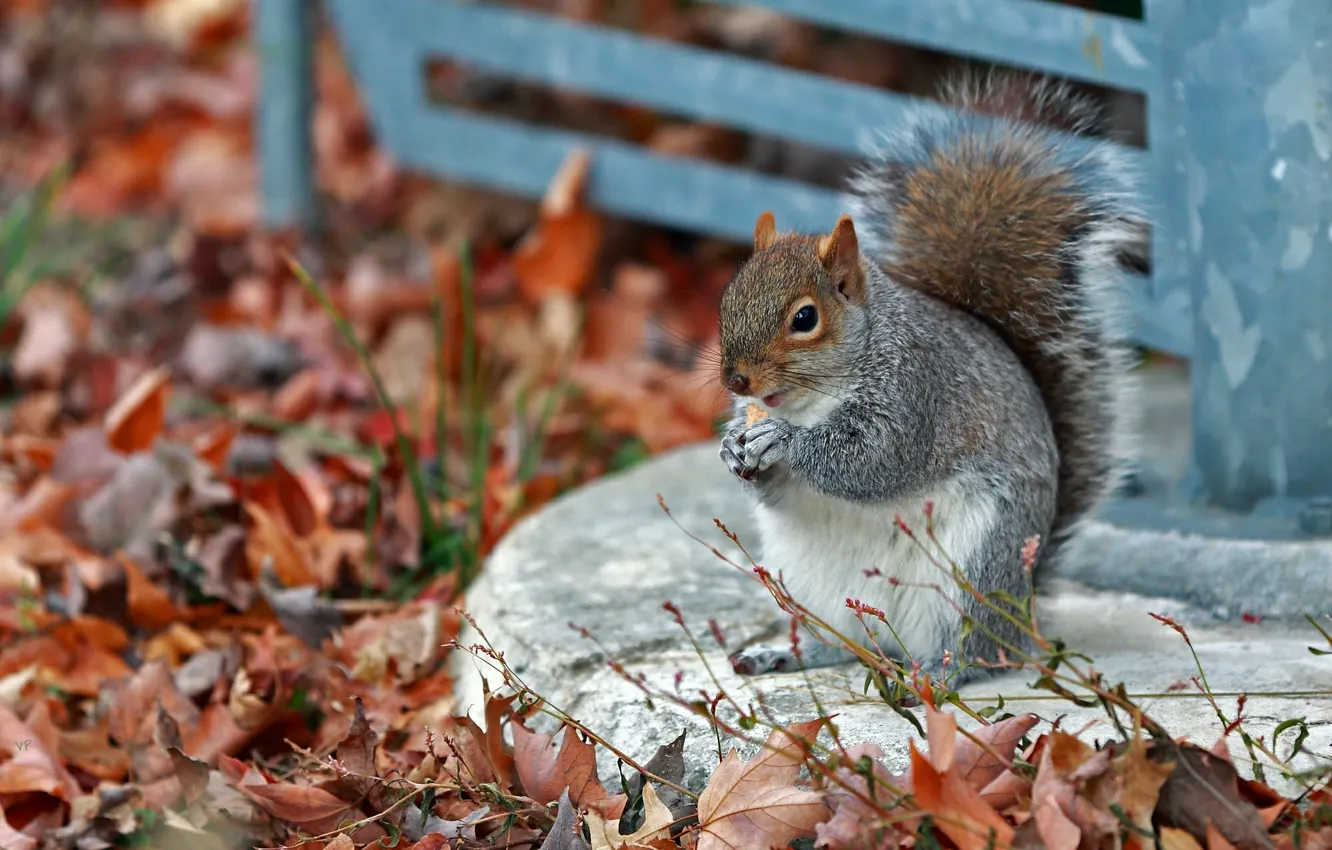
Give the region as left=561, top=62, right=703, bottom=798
left=105, top=367, right=171, bottom=454
left=585, top=781, right=674, bottom=849
left=815, top=742, right=909, bottom=850
left=909, top=738, right=1015, bottom=850
left=348, top=602, right=442, bottom=685
left=1112, top=735, right=1176, bottom=850
left=240, top=777, right=352, bottom=824
left=1208, top=823, right=1241, bottom=850
left=273, top=460, right=320, bottom=537
left=12, top=286, right=83, bottom=387
left=6, top=477, right=76, bottom=534
left=107, top=660, right=200, bottom=749
left=512, top=148, right=605, bottom=301
left=0, top=804, right=37, bottom=850
left=1028, top=731, right=1120, bottom=850
left=695, top=720, right=830, bottom=850
left=956, top=713, right=1040, bottom=791
left=245, top=502, right=316, bottom=587
left=0, top=702, right=79, bottom=801
left=513, top=720, right=616, bottom=813
left=1155, top=743, right=1272, bottom=850
left=1162, top=827, right=1206, bottom=850
left=118, top=553, right=180, bottom=630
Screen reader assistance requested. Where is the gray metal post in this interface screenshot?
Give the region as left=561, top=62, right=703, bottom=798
left=1158, top=0, right=1332, bottom=513
left=256, top=0, right=316, bottom=231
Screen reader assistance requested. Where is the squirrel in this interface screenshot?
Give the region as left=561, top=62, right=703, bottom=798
left=716, top=72, right=1143, bottom=686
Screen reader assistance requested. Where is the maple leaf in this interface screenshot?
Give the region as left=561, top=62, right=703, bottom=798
left=694, top=720, right=830, bottom=850
left=1111, top=734, right=1176, bottom=850
left=513, top=719, right=623, bottom=816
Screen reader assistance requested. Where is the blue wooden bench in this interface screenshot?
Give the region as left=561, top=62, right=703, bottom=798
left=255, top=0, right=1332, bottom=541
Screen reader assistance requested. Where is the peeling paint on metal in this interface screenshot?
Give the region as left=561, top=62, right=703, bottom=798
left=1202, top=262, right=1260, bottom=390
left=1306, top=331, right=1326, bottom=362
left=1281, top=226, right=1315, bottom=271
left=1187, top=154, right=1207, bottom=254
left=1270, top=443, right=1288, bottom=498
left=1265, top=54, right=1332, bottom=161
left=1082, top=33, right=1104, bottom=74
left=1109, top=23, right=1149, bottom=69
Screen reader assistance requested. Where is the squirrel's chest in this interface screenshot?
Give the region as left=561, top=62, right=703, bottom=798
left=749, top=476, right=999, bottom=605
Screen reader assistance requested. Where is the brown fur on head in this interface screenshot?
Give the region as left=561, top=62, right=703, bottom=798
left=718, top=212, right=869, bottom=409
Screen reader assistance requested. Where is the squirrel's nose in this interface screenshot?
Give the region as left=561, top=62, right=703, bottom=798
left=726, top=373, right=751, bottom=395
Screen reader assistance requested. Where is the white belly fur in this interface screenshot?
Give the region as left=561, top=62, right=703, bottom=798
left=752, top=475, right=998, bottom=668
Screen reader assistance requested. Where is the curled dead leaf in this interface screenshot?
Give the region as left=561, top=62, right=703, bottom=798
left=512, top=148, right=605, bottom=302
left=513, top=720, right=620, bottom=815
left=695, top=720, right=829, bottom=850
left=104, top=367, right=170, bottom=454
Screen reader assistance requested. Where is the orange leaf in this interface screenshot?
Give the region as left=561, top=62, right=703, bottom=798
left=7, top=477, right=75, bottom=533
left=105, top=367, right=170, bottom=453
left=244, top=781, right=352, bottom=824
left=193, top=421, right=238, bottom=473
left=1206, top=823, right=1239, bottom=850
left=512, top=148, right=605, bottom=302
left=246, top=502, right=316, bottom=587
left=0, top=702, right=79, bottom=801
left=908, top=739, right=1015, bottom=850
left=272, top=369, right=321, bottom=422
left=273, top=460, right=319, bottom=537
left=512, top=720, right=611, bottom=810
left=118, top=553, right=180, bottom=631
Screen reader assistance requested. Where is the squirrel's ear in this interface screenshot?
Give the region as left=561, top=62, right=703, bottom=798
left=753, top=211, right=778, bottom=252
left=818, top=215, right=865, bottom=303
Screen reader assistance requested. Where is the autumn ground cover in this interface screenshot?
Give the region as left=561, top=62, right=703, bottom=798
left=0, top=1, right=1329, bottom=848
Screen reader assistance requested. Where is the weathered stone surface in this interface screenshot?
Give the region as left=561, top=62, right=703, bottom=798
left=454, top=438, right=1332, bottom=797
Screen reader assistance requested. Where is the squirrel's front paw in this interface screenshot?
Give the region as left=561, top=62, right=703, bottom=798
left=719, top=429, right=751, bottom=481
left=737, top=417, right=793, bottom=478
left=729, top=644, right=797, bottom=675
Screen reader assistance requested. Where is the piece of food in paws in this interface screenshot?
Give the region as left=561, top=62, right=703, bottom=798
left=745, top=403, right=768, bottom=428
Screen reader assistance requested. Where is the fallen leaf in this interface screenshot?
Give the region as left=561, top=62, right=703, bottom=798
left=955, top=713, right=1041, bottom=791
left=246, top=502, right=316, bottom=587
left=910, top=738, right=1015, bottom=850
left=257, top=571, right=341, bottom=648
left=119, top=553, right=180, bottom=630
left=0, top=804, right=37, bottom=850
left=695, top=720, right=830, bottom=850
left=104, top=367, right=170, bottom=454
left=512, top=148, right=605, bottom=302
left=815, top=742, right=909, bottom=850
left=1112, top=735, right=1176, bottom=850
left=537, top=789, right=591, bottom=850
left=243, top=780, right=353, bottom=824
left=0, top=702, right=79, bottom=801
left=1155, top=743, right=1272, bottom=850
left=1162, top=827, right=1206, bottom=850
left=586, top=782, right=675, bottom=849
left=513, top=720, right=617, bottom=813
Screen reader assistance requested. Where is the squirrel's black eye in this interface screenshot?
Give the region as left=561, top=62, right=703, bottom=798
left=790, top=305, right=819, bottom=333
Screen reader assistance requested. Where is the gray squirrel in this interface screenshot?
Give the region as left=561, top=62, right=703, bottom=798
left=716, top=72, right=1144, bottom=686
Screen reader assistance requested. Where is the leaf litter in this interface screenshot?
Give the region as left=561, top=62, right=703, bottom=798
left=0, top=0, right=1325, bottom=848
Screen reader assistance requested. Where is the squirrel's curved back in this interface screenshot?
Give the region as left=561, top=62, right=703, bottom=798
left=844, top=72, right=1142, bottom=582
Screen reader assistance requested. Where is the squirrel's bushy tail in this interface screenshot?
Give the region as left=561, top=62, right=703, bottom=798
left=844, top=71, right=1143, bottom=583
